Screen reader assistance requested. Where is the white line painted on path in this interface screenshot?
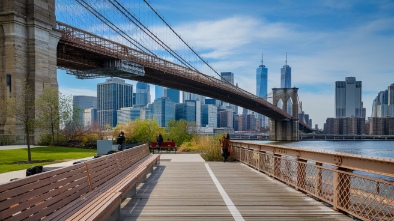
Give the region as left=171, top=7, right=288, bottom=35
left=204, top=163, right=245, bottom=221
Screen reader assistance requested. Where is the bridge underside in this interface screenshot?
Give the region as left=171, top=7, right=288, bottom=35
left=57, top=42, right=289, bottom=120
left=57, top=37, right=312, bottom=135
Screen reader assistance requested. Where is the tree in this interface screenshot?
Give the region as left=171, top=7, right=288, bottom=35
left=36, top=87, right=59, bottom=145
left=166, top=119, right=192, bottom=146
left=131, top=119, right=161, bottom=144
left=5, top=81, right=35, bottom=161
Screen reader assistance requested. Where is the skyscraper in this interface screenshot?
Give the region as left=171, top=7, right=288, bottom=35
left=183, top=91, right=205, bottom=104
left=135, top=82, right=150, bottom=106
left=175, top=100, right=201, bottom=126
left=153, top=97, right=175, bottom=127
left=165, top=88, right=180, bottom=103
left=97, top=78, right=133, bottom=128
left=155, top=85, right=164, bottom=100
left=221, top=72, right=234, bottom=84
left=73, top=95, right=97, bottom=124
left=372, top=83, right=394, bottom=117
left=335, top=77, right=363, bottom=118
left=281, top=53, right=291, bottom=88
left=256, top=53, right=268, bottom=128
left=201, top=104, right=217, bottom=128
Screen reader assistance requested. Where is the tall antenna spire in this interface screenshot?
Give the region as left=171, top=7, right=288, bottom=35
left=261, top=51, right=264, bottom=66
left=285, top=52, right=288, bottom=65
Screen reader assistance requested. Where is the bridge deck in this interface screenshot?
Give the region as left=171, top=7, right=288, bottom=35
left=121, top=154, right=352, bottom=221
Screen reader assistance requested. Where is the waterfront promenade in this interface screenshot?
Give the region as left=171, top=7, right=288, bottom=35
left=121, top=154, right=352, bottom=220
left=0, top=150, right=352, bottom=220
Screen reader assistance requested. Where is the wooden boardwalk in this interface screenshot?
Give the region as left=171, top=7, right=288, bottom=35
left=121, top=154, right=353, bottom=221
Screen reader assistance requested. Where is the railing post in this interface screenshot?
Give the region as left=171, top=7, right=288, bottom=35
left=259, top=150, right=266, bottom=172
left=296, top=159, right=307, bottom=191
left=333, top=167, right=352, bottom=211
left=315, top=162, right=323, bottom=197
left=274, top=154, right=282, bottom=179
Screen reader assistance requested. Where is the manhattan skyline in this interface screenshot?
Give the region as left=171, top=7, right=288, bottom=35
left=57, top=0, right=394, bottom=128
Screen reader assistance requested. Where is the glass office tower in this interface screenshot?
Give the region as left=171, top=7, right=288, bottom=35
left=97, top=78, right=133, bottom=128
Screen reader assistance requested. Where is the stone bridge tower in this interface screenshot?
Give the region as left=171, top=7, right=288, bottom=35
left=0, top=0, right=61, bottom=143
left=270, top=88, right=299, bottom=141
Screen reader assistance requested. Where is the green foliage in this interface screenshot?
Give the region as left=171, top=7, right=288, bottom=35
left=36, top=87, right=60, bottom=145
left=0, top=146, right=96, bottom=173
left=166, top=119, right=192, bottom=146
left=113, top=119, right=162, bottom=144
left=199, top=134, right=229, bottom=161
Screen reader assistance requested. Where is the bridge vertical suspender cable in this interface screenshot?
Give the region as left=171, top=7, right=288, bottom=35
left=76, top=0, right=157, bottom=56
left=109, top=0, right=201, bottom=73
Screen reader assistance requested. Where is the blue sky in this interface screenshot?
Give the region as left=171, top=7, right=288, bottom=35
left=57, top=0, right=394, bottom=128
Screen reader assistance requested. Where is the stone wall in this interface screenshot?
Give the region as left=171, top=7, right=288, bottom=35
left=0, top=0, right=61, bottom=144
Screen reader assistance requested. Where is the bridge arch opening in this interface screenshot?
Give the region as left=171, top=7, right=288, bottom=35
left=276, top=99, right=284, bottom=110
left=286, top=98, right=293, bottom=115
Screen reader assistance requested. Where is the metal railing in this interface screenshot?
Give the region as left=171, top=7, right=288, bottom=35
left=230, top=141, right=394, bottom=221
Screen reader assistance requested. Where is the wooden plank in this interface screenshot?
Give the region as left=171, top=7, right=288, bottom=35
left=121, top=159, right=352, bottom=221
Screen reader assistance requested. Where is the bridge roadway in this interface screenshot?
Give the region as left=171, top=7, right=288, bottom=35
left=121, top=154, right=352, bottom=220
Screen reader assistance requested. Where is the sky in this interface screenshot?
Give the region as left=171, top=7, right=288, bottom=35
left=57, top=0, right=394, bottom=128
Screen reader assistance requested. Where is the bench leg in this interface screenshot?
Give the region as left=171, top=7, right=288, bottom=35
left=105, top=203, right=120, bottom=221
left=124, top=184, right=137, bottom=199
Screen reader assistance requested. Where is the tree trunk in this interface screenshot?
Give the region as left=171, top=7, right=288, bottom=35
left=26, top=128, right=32, bottom=162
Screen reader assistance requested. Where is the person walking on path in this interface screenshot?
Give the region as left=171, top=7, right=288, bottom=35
left=117, top=130, right=125, bottom=151
left=220, top=133, right=231, bottom=162
left=157, top=132, right=164, bottom=147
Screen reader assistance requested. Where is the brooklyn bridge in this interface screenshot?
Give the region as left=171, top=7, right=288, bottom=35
left=0, top=0, right=311, bottom=142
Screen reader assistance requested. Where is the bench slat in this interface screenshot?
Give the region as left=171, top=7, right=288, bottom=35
left=0, top=144, right=159, bottom=221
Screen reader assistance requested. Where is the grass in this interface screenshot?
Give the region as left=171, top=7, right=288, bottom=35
left=0, top=146, right=96, bottom=173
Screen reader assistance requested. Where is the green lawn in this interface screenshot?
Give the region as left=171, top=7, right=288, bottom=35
left=0, top=146, right=96, bottom=173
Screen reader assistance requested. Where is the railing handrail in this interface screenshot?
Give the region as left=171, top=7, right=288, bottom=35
left=231, top=141, right=394, bottom=221
left=231, top=141, right=394, bottom=177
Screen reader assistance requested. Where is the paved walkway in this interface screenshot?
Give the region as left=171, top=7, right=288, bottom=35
left=121, top=154, right=352, bottom=221
left=0, top=152, right=354, bottom=220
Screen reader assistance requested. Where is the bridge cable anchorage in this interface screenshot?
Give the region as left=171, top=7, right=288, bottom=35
left=76, top=0, right=156, bottom=56
left=108, top=0, right=199, bottom=72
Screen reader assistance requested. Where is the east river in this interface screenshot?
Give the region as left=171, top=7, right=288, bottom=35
left=242, top=140, right=394, bottom=181
left=244, top=140, right=394, bottom=159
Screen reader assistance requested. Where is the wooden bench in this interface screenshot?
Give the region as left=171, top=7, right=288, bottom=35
left=150, top=141, right=177, bottom=153
left=0, top=144, right=160, bottom=221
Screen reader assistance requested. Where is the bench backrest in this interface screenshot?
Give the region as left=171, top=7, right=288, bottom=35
left=151, top=141, right=176, bottom=147
left=85, top=144, right=150, bottom=189
left=0, top=144, right=151, bottom=221
left=0, top=163, right=90, bottom=221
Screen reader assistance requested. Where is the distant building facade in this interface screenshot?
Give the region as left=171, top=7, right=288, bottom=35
left=324, top=117, right=365, bottom=135
left=135, top=82, right=150, bottom=106
left=155, top=85, right=164, bottom=100
left=201, top=104, right=217, bottom=128
left=165, top=88, right=180, bottom=103
left=219, top=109, right=233, bottom=128
left=73, top=95, right=97, bottom=124
left=371, top=83, right=394, bottom=117
left=117, top=106, right=142, bottom=124
left=153, top=97, right=175, bottom=127
left=176, top=100, right=201, bottom=126
left=369, top=117, right=394, bottom=135
left=82, top=108, right=97, bottom=127
left=335, top=77, right=364, bottom=118
left=97, top=78, right=133, bottom=128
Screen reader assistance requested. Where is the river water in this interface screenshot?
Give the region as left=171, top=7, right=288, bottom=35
left=243, top=140, right=394, bottom=181
left=244, top=140, right=394, bottom=159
